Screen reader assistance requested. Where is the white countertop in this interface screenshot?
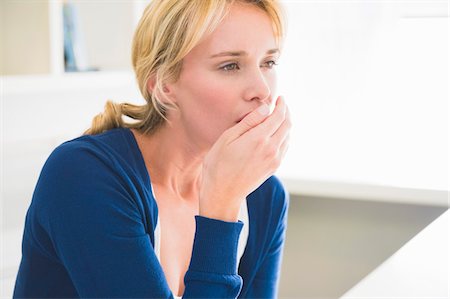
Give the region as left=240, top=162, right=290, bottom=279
left=341, top=209, right=449, bottom=298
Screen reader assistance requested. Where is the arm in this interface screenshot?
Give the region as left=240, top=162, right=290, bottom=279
left=245, top=181, right=290, bottom=298
left=38, top=143, right=243, bottom=298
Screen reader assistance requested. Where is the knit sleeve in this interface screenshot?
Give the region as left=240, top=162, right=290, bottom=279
left=37, top=143, right=244, bottom=298
left=244, top=178, right=290, bottom=298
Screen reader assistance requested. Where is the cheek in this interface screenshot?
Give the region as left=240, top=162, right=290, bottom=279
left=179, top=74, right=236, bottom=136
left=197, top=89, right=236, bottom=132
left=270, top=73, right=277, bottom=93
left=185, top=72, right=234, bottom=114
left=265, top=71, right=277, bottom=96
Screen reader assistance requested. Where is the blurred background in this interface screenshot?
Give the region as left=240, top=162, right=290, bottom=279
left=1, top=0, right=448, bottom=298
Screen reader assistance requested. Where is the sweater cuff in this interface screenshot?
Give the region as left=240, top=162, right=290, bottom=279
left=188, top=215, right=244, bottom=275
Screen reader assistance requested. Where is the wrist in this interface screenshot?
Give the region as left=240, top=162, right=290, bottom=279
left=199, top=203, right=241, bottom=223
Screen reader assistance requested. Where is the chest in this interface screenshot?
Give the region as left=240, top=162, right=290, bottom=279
left=157, top=202, right=197, bottom=268
left=153, top=190, right=198, bottom=296
left=152, top=187, right=250, bottom=297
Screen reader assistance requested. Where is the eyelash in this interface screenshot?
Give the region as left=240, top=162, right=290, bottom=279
left=220, top=60, right=278, bottom=72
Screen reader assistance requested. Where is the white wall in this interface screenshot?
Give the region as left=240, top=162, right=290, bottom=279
left=276, top=1, right=448, bottom=191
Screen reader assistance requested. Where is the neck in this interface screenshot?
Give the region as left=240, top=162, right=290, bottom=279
left=131, top=123, right=207, bottom=201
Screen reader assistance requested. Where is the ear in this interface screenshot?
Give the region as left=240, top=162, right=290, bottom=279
left=146, top=75, right=177, bottom=105
left=146, top=74, right=157, bottom=94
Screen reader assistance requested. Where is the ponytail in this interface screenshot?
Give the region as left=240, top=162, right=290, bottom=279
left=82, top=99, right=167, bottom=136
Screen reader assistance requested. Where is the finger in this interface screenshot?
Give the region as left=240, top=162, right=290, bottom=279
left=278, top=132, right=290, bottom=160
left=225, top=101, right=272, bottom=142
left=270, top=133, right=289, bottom=173
left=271, top=105, right=291, bottom=146
left=248, top=96, right=286, bottom=139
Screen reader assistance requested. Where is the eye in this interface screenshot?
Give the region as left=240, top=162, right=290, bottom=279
left=219, top=60, right=278, bottom=73
left=220, top=63, right=240, bottom=72
left=264, top=60, right=278, bottom=69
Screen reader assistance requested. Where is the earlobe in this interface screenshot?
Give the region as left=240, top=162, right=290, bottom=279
left=162, top=84, right=179, bottom=109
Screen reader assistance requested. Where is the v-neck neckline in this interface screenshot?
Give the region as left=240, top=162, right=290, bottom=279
left=124, top=126, right=249, bottom=298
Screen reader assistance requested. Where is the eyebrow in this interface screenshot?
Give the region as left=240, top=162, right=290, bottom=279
left=209, top=48, right=280, bottom=59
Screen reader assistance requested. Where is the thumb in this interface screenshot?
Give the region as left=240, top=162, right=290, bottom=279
left=226, top=103, right=270, bottom=141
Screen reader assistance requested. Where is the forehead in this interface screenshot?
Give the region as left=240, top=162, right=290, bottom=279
left=186, top=2, right=277, bottom=61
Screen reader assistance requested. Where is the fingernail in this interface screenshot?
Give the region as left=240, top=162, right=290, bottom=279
left=257, top=104, right=270, bottom=116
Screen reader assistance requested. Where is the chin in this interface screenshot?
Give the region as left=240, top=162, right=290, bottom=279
left=198, top=122, right=233, bottom=147
left=210, top=126, right=229, bottom=143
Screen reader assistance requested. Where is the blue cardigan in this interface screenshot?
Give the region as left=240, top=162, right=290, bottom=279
left=13, top=127, right=289, bottom=298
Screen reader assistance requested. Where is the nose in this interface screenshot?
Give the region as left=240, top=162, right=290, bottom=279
left=243, top=67, right=273, bottom=106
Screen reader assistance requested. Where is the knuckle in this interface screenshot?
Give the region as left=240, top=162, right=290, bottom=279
left=253, top=136, right=268, bottom=147
left=265, top=144, right=278, bottom=158
left=270, top=156, right=281, bottom=170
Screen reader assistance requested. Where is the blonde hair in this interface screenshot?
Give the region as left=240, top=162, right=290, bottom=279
left=83, top=0, right=286, bottom=136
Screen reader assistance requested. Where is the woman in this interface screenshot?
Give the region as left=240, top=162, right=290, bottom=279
left=13, top=0, right=291, bottom=298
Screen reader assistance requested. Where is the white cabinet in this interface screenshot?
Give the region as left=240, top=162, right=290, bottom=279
left=1, top=0, right=149, bottom=76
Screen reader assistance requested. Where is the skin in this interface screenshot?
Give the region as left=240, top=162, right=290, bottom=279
left=131, top=1, right=291, bottom=296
